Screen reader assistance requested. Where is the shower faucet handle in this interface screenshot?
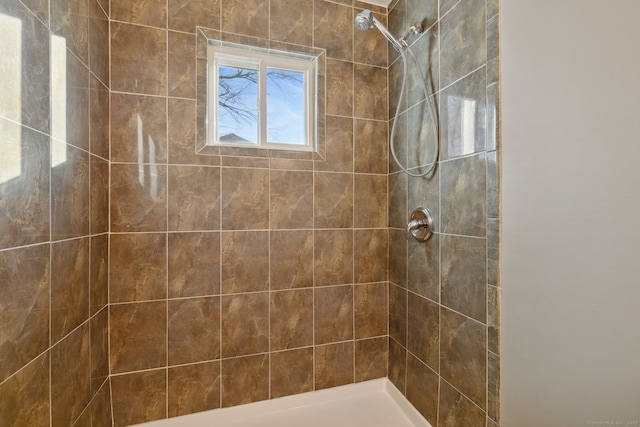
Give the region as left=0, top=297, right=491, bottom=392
left=406, top=207, right=434, bottom=242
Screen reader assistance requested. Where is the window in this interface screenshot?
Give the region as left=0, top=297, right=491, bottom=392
left=207, top=44, right=316, bottom=152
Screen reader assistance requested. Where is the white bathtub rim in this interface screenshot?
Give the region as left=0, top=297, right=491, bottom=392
left=131, top=378, right=432, bottom=427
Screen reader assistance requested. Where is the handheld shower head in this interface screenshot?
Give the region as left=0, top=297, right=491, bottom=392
left=354, top=9, right=404, bottom=52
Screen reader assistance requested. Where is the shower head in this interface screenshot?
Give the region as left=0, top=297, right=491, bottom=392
left=354, top=9, right=405, bottom=52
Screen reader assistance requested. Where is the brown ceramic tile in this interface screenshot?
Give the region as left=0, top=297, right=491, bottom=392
left=221, top=0, right=269, bottom=39
left=270, top=348, right=314, bottom=398
left=407, top=235, right=439, bottom=303
left=168, top=297, right=221, bottom=365
left=221, top=231, right=269, bottom=293
left=221, top=167, right=269, bottom=230
left=168, top=362, right=221, bottom=417
left=355, top=337, right=388, bottom=382
left=51, top=144, right=90, bottom=240
left=110, top=233, right=166, bottom=302
left=487, top=152, right=498, bottom=218
left=439, top=379, right=486, bottom=427
left=354, top=175, right=387, bottom=229
left=169, top=0, right=220, bottom=32
left=389, top=229, right=408, bottom=288
left=354, top=282, right=387, bottom=339
left=111, top=0, right=166, bottom=27
left=270, top=0, right=313, bottom=45
left=0, top=119, right=50, bottom=249
left=51, top=238, right=90, bottom=343
left=270, top=289, right=313, bottom=351
left=314, top=229, right=353, bottom=287
left=314, top=172, right=353, bottom=229
left=111, top=22, right=167, bottom=95
left=488, top=285, right=500, bottom=355
left=51, top=0, right=89, bottom=64
left=325, top=59, right=353, bottom=117
left=314, top=0, right=353, bottom=61
left=53, top=50, right=90, bottom=152
left=221, top=354, right=269, bottom=407
left=354, top=64, right=387, bottom=121
left=110, top=93, right=167, bottom=164
left=90, top=156, right=109, bottom=235
left=90, top=234, right=109, bottom=314
left=89, top=0, right=109, bottom=85
left=315, top=116, right=353, bottom=173
left=90, top=382, right=113, bottom=427
left=90, top=308, right=109, bottom=396
left=270, top=231, right=313, bottom=290
left=168, top=165, right=221, bottom=231
left=110, top=163, right=168, bottom=232
left=269, top=170, right=313, bottom=229
left=407, top=292, right=439, bottom=370
left=0, top=352, right=50, bottom=426
left=221, top=293, right=269, bottom=357
left=20, top=0, right=49, bottom=23
left=441, top=234, right=486, bottom=322
left=388, top=171, right=407, bottom=229
left=406, top=354, right=439, bottom=425
left=354, top=229, right=388, bottom=284
left=75, top=408, right=92, bottom=427
left=110, top=301, right=167, bottom=374
left=0, top=244, right=49, bottom=383
left=314, top=342, right=354, bottom=390
left=353, top=10, right=388, bottom=67
left=487, top=218, right=500, bottom=286
left=314, top=285, right=353, bottom=345
left=168, top=98, right=220, bottom=165
left=354, top=119, right=387, bottom=174
left=169, top=31, right=196, bottom=99
left=389, top=283, right=407, bottom=345
left=168, top=232, right=220, bottom=297
left=488, top=351, right=500, bottom=423
left=111, top=369, right=167, bottom=427
left=388, top=337, right=406, bottom=393
left=51, top=324, right=91, bottom=427
left=440, top=307, right=487, bottom=409
left=90, top=77, right=109, bottom=159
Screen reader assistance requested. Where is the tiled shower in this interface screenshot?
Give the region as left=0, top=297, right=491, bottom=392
left=0, top=0, right=500, bottom=426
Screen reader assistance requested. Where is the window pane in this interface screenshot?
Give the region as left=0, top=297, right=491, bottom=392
left=217, top=66, right=258, bottom=144
left=266, top=68, right=305, bottom=145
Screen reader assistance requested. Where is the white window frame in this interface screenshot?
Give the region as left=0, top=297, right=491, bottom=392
left=207, top=43, right=316, bottom=152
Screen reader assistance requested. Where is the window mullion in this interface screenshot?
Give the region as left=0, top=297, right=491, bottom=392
left=259, top=60, right=267, bottom=148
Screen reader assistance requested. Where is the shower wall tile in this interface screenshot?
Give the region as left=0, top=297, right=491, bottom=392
left=354, top=174, right=387, bottom=228
left=221, top=231, right=269, bottom=293
left=441, top=234, right=486, bottom=322
left=221, top=167, right=269, bottom=230
left=55, top=53, right=90, bottom=152
left=50, top=237, right=90, bottom=342
left=168, top=99, right=219, bottom=165
left=406, top=354, right=439, bottom=425
left=168, top=232, right=220, bottom=298
left=439, top=0, right=486, bottom=88
left=314, top=172, right=353, bottom=228
left=270, top=170, right=314, bottom=229
left=111, top=0, right=166, bottom=27
left=388, top=171, right=407, bottom=229
left=270, top=348, right=314, bottom=398
left=407, top=293, right=439, bottom=370
left=221, top=292, right=269, bottom=357
left=488, top=285, right=501, bottom=355
left=111, top=22, right=167, bottom=95
left=90, top=383, right=113, bottom=427
left=270, top=0, right=313, bottom=45
left=19, top=0, right=49, bottom=23
left=354, top=64, right=388, bottom=121
left=168, top=165, right=221, bottom=231
left=89, top=0, right=109, bottom=84
left=90, top=308, right=109, bottom=395
left=314, top=0, right=353, bottom=61
left=487, top=219, right=500, bottom=287
left=0, top=244, right=50, bottom=383
left=354, top=10, right=388, bottom=68
left=168, top=297, right=220, bottom=365
left=487, top=150, right=499, bottom=217
left=270, top=289, right=314, bottom=351
left=90, top=234, right=109, bottom=314
left=354, top=119, right=387, bottom=174
left=354, top=282, right=388, bottom=339
left=314, top=342, right=354, bottom=390
left=388, top=337, right=406, bottom=393
left=109, top=301, right=167, bottom=374
left=440, top=307, right=487, bottom=410
left=314, top=285, right=354, bottom=344
left=50, top=323, right=91, bottom=427
left=221, top=354, right=269, bottom=407
left=407, top=0, right=437, bottom=28
left=51, top=0, right=89, bottom=64
left=439, top=379, right=486, bottom=427
left=90, top=155, right=109, bottom=234
left=111, top=369, right=167, bottom=427
left=221, top=0, right=269, bottom=39
left=355, top=337, right=388, bottom=382
left=407, top=27, right=439, bottom=109
left=407, top=233, right=439, bottom=301
left=169, top=0, right=220, bottom=33
left=168, top=31, right=196, bottom=99
left=270, top=230, right=314, bottom=290
left=325, top=59, right=354, bottom=117
left=314, top=229, right=353, bottom=287
left=354, top=228, right=388, bottom=283
left=488, top=351, right=500, bottom=423
left=168, top=362, right=221, bottom=417
left=110, top=233, right=167, bottom=302
left=90, top=77, right=110, bottom=159
left=389, top=283, right=407, bottom=345
left=388, top=229, right=407, bottom=288
left=315, top=115, right=353, bottom=173
left=0, top=352, right=50, bottom=426
left=51, top=144, right=90, bottom=240
left=110, top=93, right=167, bottom=164
left=110, top=163, right=168, bottom=232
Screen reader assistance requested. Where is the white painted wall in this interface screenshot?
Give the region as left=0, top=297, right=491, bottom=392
left=501, top=1, right=640, bottom=425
